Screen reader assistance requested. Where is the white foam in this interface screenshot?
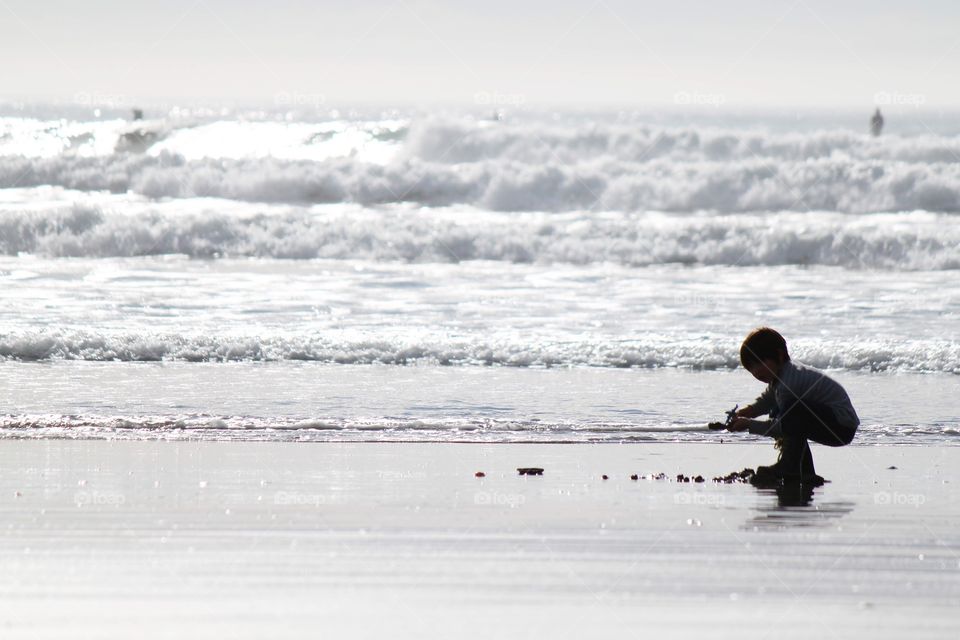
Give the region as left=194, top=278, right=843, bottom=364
left=1, top=412, right=957, bottom=445
left=0, top=329, right=957, bottom=373
left=2, top=117, right=960, bottom=214
left=1, top=203, right=957, bottom=269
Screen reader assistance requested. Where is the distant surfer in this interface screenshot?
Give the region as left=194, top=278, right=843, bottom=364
left=870, top=108, right=884, bottom=136
left=116, top=108, right=158, bottom=153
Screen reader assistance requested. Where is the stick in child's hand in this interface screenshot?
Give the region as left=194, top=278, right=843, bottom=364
left=708, top=404, right=738, bottom=431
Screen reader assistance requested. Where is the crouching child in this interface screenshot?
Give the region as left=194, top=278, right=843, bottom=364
left=729, top=327, right=860, bottom=484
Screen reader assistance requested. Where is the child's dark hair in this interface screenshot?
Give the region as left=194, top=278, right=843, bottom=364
left=740, top=327, right=789, bottom=368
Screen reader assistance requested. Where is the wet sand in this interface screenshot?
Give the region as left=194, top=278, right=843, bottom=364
left=0, top=440, right=957, bottom=639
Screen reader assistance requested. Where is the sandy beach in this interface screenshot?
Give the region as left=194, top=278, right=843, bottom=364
left=0, top=440, right=956, bottom=639
left=4, top=2, right=960, bottom=638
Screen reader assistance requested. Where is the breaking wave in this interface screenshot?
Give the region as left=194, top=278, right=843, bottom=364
left=2, top=118, right=960, bottom=213
left=1, top=330, right=957, bottom=373
left=1, top=204, right=957, bottom=268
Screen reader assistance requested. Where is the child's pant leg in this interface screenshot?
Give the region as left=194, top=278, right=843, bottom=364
left=779, top=400, right=856, bottom=446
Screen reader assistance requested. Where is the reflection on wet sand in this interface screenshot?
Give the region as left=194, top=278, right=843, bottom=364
left=745, top=485, right=856, bottom=529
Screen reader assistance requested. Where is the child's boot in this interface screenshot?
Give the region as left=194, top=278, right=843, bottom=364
left=754, top=437, right=823, bottom=486
left=754, top=438, right=790, bottom=479
left=778, top=436, right=817, bottom=481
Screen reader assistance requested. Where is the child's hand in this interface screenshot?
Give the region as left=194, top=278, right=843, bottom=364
left=728, top=418, right=753, bottom=432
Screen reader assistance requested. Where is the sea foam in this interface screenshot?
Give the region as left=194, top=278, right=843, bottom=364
left=1, top=329, right=957, bottom=373
left=1, top=204, right=956, bottom=269
left=2, top=118, right=960, bottom=214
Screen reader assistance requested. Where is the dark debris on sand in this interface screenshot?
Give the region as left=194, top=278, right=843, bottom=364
left=494, top=467, right=763, bottom=483
left=635, top=469, right=755, bottom=484
left=712, top=468, right=757, bottom=484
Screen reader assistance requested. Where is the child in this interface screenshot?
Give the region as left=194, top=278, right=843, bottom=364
left=728, top=327, right=859, bottom=484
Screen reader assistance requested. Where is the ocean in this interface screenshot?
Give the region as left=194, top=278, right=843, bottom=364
left=1, top=103, right=958, bottom=444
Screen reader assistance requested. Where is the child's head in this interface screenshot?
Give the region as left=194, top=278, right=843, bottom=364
left=740, top=327, right=789, bottom=383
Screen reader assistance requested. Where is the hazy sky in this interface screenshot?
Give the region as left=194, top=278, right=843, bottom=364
left=2, top=0, right=957, bottom=108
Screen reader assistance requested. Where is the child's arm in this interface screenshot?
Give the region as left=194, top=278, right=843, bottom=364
left=737, top=384, right=776, bottom=419
left=729, top=417, right=774, bottom=433
left=736, top=405, right=765, bottom=418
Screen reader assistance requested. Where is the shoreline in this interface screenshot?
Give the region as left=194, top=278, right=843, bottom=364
left=3, top=361, right=957, bottom=446
left=0, top=435, right=956, bottom=446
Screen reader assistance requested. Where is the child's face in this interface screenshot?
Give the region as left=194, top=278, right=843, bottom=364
left=746, top=357, right=781, bottom=384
